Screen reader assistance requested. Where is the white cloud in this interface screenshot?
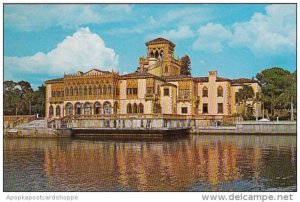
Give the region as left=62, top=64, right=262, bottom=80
left=192, top=4, right=296, bottom=55
left=230, top=4, right=296, bottom=54
left=4, top=27, right=119, bottom=79
left=193, top=23, right=232, bottom=52
left=162, top=7, right=212, bottom=26
left=4, top=5, right=133, bottom=31
left=149, top=26, right=194, bottom=40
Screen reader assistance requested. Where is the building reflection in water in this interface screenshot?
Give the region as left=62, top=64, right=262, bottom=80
left=4, top=135, right=296, bottom=191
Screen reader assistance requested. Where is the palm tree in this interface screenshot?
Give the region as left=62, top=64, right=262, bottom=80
left=236, top=85, right=255, bottom=118
left=24, top=91, right=35, bottom=115
left=253, top=92, right=262, bottom=121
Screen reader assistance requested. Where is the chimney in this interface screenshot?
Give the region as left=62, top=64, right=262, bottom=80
left=209, top=70, right=217, bottom=82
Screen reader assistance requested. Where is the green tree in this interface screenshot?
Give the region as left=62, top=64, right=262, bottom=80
left=236, top=85, right=255, bottom=118
left=17, top=81, right=34, bottom=115
left=253, top=92, right=263, bottom=121
left=256, top=67, right=291, bottom=117
left=180, top=55, right=191, bottom=76
left=4, top=81, right=17, bottom=115
left=32, top=84, right=46, bottom=117
left=4, top=80, right=46, bottom=116
left=278, top=71, right=296, bottom=121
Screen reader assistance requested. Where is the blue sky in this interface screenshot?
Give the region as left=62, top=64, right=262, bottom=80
left=4, top=4, right=296, bottom=89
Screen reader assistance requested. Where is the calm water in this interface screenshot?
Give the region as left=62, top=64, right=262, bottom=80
left=4, top=135, right=296, bottom=192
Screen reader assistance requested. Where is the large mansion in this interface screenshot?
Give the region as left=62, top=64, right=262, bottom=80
left=45, top=38, right=261, bottom=120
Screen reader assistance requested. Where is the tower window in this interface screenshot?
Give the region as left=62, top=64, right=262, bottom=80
left=181, top=107, right=188, bottom=114
left=203, top=103, right=208, bottom=114
left=217, top=86, right=223, bottom=97
left=164, top=88, right=170, bottom=96
left=203, top=87, right=208, bottom=97
left=218, top=103, right=223, bottom=113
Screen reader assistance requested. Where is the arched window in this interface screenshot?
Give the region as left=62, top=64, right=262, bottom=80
left=74, top=87, right=78, bottom=96
left=93, top=86, right=97, bottom=96
left=83, top=86, right=87, bottom=96
left=113, top=101, right=118, bottom=114
left=75, top=102, right=81, bottom=115
left=103, top=101, right=111, bottom=114
left=66, top=103, right=73, bottom=115
left=127, top=103, right=132, bottom=114
left=203, top=87, right=208, bottom=97
left=84, top=102, right=91, bottom=115
left=89, top=86, right=92, bottom=95
left=98, top=86, right=102, bottom=95
left=56, top=105, right=61, bottom=117
left=217, top=86, right=223, bottom=97
left=70, top=87, right=73, bottom=96
left=150, top=50, right=154, bottom=58
left=133, top=103, right=138, bottom=113
left=108, top=85, right=112, bottom=95
left=139, top=103, right=144, bottom=114
left=155, top=50, right=159, bottom=58
left=103, top=85, right=107, bottom=95
left=65, top=87, right=69, bottom=96
left=94, top=102, right=101, bottom=114
left=49, top=105, right=54, bottom=117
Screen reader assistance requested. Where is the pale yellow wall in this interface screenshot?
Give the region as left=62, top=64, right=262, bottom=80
left=197, top=73, right=231, bottom=115
left=120, top=100, right=127, bottom=114
left=45, top=84, right=51, bottom=118
left=148, top=63, right=162, bottom=77
left=161, top=86, right=177, bottom=114
left=138, top=79, right=146, bottom=99
left=161, top=86, right=172, bottom=114
left=172, top=85, right=177, bottom=114
left=144, top=100, right=153, bottom=114
left=120, top=80, right=126, bottom=100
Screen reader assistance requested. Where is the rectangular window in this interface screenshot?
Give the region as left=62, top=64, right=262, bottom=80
left=164, top=88, right=170, bottom=96
left=218, top=103, right=223, bottom=113
left=146, top=87, right=153, bottom=94
left=127, top=88, right=132, bottom=95
left=181, top=107, right=188, bottom=114
left=235, top=92, right=239, bottom=104
left=133, top=88, right=138, bottom=95
left=203, top=88, right=208, bottom=97
left=203, top=103, right=208, bottom=114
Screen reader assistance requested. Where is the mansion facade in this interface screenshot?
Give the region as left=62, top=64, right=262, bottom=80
left=45, top=38, right=261, bottom=120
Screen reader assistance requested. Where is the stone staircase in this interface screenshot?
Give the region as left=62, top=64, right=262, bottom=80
left=16, top=120, right=48, bottom=129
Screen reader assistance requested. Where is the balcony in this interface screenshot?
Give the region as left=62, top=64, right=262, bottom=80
left=178, top=95, right=191, bottom=102
left=49, top=97, right=64, bottom=103
left=145, top=94, right=159, bottom=101
left=145, top=93, right=154, bottom=100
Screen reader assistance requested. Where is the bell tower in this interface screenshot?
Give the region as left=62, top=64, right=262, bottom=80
left=139, top=38, right=181, bottom=77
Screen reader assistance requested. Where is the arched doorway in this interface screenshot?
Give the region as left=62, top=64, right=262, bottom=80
left=66, top=103, right=73, bottom=115
left=127, top=103, right=132, bottom=114
left=133, top=103, right=138, bottom=114
left=139, top=103, right=144, bottom=114
left=49, top=105, right=54, bottom=118
left=84, top=102, right=91, bottom=115
left=75, top=102, right=82, bottom=115
left=103, top=101, right=111, bottom=114
left=56, top=105, right=61, bottom=117
left=113, top=101, right=118, bottom=114
left=94, top=102, right=101, bottom=115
